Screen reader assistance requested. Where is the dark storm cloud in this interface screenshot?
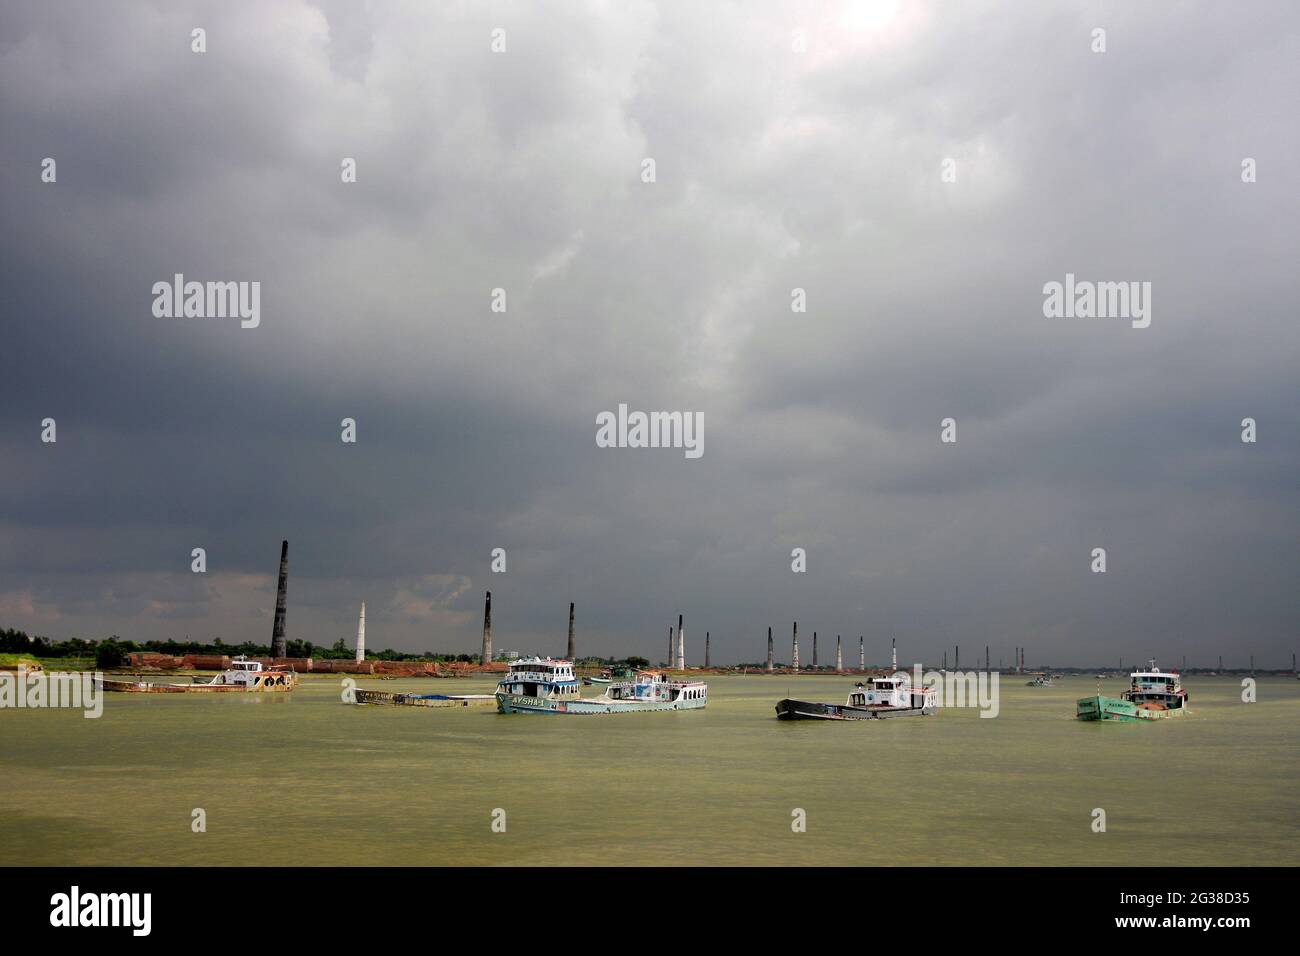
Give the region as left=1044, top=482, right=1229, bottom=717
left=1, top=1, right=1296, bottom=666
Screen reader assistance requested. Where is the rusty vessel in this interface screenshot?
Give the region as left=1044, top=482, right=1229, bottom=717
left=98, top=655, right=298, bottom=693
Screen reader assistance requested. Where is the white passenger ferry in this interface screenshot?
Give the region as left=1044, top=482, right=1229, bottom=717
left=495, top=657, right=707, bottom=715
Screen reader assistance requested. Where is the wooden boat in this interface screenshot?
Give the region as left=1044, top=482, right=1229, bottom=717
left=98, top=656, right=297, bottom=693
left=353, top=689, right=495, bottom=708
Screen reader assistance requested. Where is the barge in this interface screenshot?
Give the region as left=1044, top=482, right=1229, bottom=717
left=1076, top=659, right=1187, bottom=721
left=353, top=689, right=495, bottom=708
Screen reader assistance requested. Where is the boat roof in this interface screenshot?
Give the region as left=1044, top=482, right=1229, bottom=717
left=509, top=656, right=572, bottom=666
left=1131, top=658, right=1178, bottom=676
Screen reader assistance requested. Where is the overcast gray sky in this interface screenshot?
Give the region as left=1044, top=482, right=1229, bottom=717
left=2, top=1, right=1296, bottom=667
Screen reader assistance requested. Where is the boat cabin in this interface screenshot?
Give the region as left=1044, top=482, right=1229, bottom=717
left=1124, top=659, right=1185, bottom=707
left=211, top=655, right=295, bottom=688
left=846, top=674, right=936, bottom=710
left=496, top=657, right=581, bottom=700
left=607, top=671, right=707, bottom=704
left=847, top=675, right=909, bottom=708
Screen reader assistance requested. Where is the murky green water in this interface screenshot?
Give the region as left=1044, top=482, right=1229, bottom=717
left=2, top=675, right=1296, bottom=865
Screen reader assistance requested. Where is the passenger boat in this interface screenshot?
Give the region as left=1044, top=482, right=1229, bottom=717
left=775, top=673, right=937, bottom=720
left=495, top=657, right=707, bottom=714
left=1076, top=659, right=1187, bottom=721
left=98, top=656, right=298, bottom=693
left=1026, top=674, right=1055, bottom=687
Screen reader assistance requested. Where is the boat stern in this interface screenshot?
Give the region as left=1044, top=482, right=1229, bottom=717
left=1076, top=694, right=1139, bottom=721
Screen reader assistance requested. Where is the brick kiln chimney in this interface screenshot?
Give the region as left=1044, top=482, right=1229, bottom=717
left=271, top=540, right=288, bottom=658
left=355, top=602, right=366, bottom=663
left=567, top=602, right=575, bottom=661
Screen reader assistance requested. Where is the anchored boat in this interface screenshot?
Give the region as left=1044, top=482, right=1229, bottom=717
left=495, top=657, right=707, bottom=714
left=353, top=689, right=495, bottom=709
left=775, top=673, right=937, bottom=720
left=1076, top=659, right=1187, bottom=721
left=98, top=656, right=298, bottom=693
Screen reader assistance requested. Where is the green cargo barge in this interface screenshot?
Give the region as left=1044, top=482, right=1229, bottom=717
left=1076, top=659, right=1187, bottom=721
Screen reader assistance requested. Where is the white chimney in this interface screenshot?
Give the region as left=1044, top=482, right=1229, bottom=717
left=355, top=602, right=366, bottom=663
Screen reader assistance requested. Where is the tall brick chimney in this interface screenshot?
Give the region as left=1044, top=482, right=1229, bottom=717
left=566, top=602, right=575, bottom=661
left=270, top=540, right=288, bottom=658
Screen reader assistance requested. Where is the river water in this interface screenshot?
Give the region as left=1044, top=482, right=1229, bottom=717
left=2, top=674, right=1296, bottom=865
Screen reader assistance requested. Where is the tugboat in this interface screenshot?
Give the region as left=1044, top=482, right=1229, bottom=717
left=495, top=657, right=707, bottom=714
left=1076, top=659, right=1187, bottom=721
left=98, top=656, right=298, bottom=693
left=775, top=673, right=937, bottom=720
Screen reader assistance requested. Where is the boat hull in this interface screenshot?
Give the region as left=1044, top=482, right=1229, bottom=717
left=354, top=689, right=494, bottom=708
left=1076, top=694, right=1186, bottom=721
left=495, top=692, right=706, bottom=715
left=97, top=675, right=297, bottom=693
left=774, top=698, right=934, bottom=720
